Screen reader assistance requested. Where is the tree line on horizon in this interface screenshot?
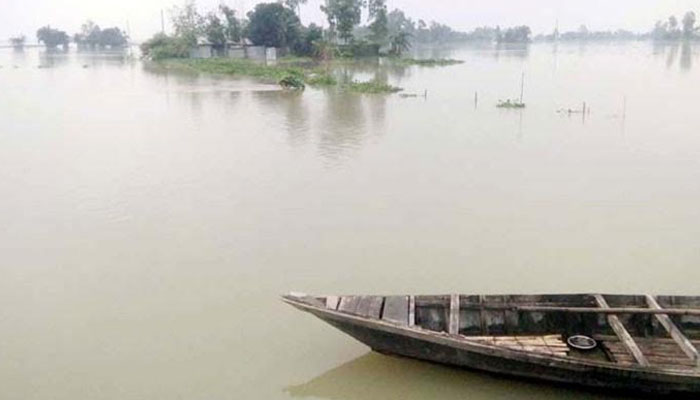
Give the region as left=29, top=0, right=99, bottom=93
left=11, top=3, right=700, bottom=53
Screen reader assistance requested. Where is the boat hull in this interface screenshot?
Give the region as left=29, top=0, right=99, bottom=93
left=297, top=303, right=700, bottom=396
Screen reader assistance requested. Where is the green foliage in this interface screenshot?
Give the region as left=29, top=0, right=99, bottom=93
left=321, top=0, right=364, bottom=42
left=168, top=58, right=305, bottom=82
left=204, top=12, right=226, bottom=48
left=306, top=72, right=337, bottom=86
left=219, top=5, right=242, bottom=43
left=279, top=74, right=306, bottom=90
left=140, top=33, right=190, bottom=60
left=293, top=24, right=323, bottom=56
left=98, top=28, right=128, bottom=48
left=389, top=31, right=411, bottom=56
left=497, top=26, right=532, bottom=43
left=346, top=79, right=402, bottom=94
left=496, top=99, right=526, bottom=109
left=283, top=0, right=308, bottom=16
left=247, top=3, right=301, bottom=48
left=338, top=39, right=380, bottom=57
left=368, top=3, right=389, bottom=44
left=312, top=39, right=338, bottom=61
left=36, top=26, right=69, bottom=49
left=170, top=1, right=204, bottom=46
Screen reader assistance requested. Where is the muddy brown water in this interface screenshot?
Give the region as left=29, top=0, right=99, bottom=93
left=1, top=42, right=699, bottom=399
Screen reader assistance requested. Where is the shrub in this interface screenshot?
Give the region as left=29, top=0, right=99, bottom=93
left=140, top=33, right=190, bottom=60
left=279, top=74, right=305, bottom=90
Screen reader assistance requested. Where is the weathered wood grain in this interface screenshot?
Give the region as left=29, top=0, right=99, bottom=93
left=646, top=295, right=699, bottom=366
left=382, top=296, right=409, bottom=326
left=595, top=294, right=650, bottom=367
left=326, top=296, right=340, bottom=310
left=449, top=294, right=460, bottom=335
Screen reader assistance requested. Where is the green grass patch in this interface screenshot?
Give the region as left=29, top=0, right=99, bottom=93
left=496, top=99, right=526, bottom=109
left=165, top=58, right=303, bottom=83
left=158, top=58, right=403, bottom=94
left=346, top=80, right=403, bottom=94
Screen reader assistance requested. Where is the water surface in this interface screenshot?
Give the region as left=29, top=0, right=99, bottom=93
left=1, top=42, right=699, bottom=399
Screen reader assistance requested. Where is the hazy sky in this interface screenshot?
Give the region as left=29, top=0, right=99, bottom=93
left=2, top=0, right=699, bottom=41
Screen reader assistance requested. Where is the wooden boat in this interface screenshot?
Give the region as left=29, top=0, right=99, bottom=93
left=282, top=293, right=700, bottom=395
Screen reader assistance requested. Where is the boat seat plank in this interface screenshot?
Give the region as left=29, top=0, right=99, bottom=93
left=646, top=294, right=700, bottom=366
left=382, top=296, right=409, bottom=326
left=594, top=294, right=650, bottom=367
left=464, top=334, right=569, bottom=357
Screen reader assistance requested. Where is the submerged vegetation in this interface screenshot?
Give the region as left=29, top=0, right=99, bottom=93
left=497, top=99, right=526, bottom=109
left=346, top=79, right=402, bottom=94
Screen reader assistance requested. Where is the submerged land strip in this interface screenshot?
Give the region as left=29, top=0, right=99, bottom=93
left=155, top=57, right=464, bottom=93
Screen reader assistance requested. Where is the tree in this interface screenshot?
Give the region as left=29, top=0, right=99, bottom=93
left=293, top=23, right=323, bottom=56
left=389, top=30, right=411, bottom=56
left=683, top=11, right=697, bottom=38
left=73, top=20, right=100, bottom=48
left=10, top=35, right=25, bottom=49
left=36, top=26, right=69, bottom=49
left=98, top=28, right=128, bottom=48
left=497, top=26, right=531, bottom=43
left=387, top=8, right=415, bottom=38
left=247, top=3, right=301, bottom=48
left=204, top=12, right=226, bottom=49
left=667, top=15, right=681, bottom=39
left=368, top=0, right=388, bottom=44
left=283, top=0, right=308, bottom=17
left=219, top=5, right=242, bottom=43
left=170, top=1, right=204, bottom=45
left=140, top=33, right=190, bottom=60
left=321, top=0, right=364, bottom=43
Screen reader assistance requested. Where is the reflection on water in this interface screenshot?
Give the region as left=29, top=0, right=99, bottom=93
left=286, top=353, right=637, bottom=400
left=653, top=40, right=696, bottom=71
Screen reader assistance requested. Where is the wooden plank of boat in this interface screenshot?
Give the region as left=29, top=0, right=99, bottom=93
left=408, top=295, right=416, bottom=327
left=338, top=296, right=361, bottom=314
left=478, top=295, right=487, bottom=334
left=594, top=294, right=650, bottom=367
left=355, top=296, right=384, bottom=319
left=326, top=296, right=340, bottom=310
left=464, top=304, right=700, bottom=316
left=448, top=294, right=460, bottom=335
left=645, top=294, right=700, bottom=366
left=382, top=296, right=408, bottom=326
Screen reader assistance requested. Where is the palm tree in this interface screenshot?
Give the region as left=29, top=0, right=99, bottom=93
left=389, top=30, right=412, bottom=56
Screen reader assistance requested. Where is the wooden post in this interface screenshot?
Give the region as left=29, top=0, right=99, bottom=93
left=449, top=294, right=460, bottom=335
left=645, top=295, right=700, bottom=366
left=408, top=295, right=416, bottom=327
left=594, top=295, right=649, bottom=367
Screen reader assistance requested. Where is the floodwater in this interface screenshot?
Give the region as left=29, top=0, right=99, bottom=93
left=1, top=41, right=699, bottom=400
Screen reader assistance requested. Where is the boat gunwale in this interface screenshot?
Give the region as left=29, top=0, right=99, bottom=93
left=282, top=295, right=700, bottom=380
